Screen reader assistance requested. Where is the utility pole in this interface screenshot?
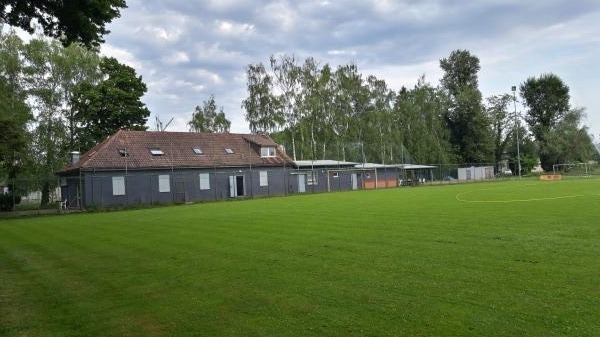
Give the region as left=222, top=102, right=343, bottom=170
left=511, top=86, right=522, bottom=178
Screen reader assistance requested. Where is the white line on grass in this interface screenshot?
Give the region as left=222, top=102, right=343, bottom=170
left=455, top=193, right=585, bottom=203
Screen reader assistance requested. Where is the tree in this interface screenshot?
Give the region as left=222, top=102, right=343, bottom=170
left=440, top=49, right=493, bottom=163
left=188, top=94, right=231, bottom=133
left=242, top=63, right=281, bottom=134
left=540, top=108, right=595, bottom=167
left=363, top=75, right=395, bottom=163
left=0, top=78, right=31, bottom=180
left=23, top=38, right=100, bottom=205
left=520, top=73, right=571, bottom=170
left=393, top=76, right=453, bottom=164
left=1, top=0, right=127, bottom=48
left=0, top=30, right=31, bottom=181
left=330, top=64, right=364, bottom=161
left=269, top=54, right=301, bottom=160
left=486, top=94, right=512, bottom=170
left=297, top=58, right=332, bottom=160
left=71, top=57, right=150, bottom=152
left=505, top=123, right=537, bottom=174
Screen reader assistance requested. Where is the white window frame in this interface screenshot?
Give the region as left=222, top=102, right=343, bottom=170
left=150, top=148, right=164, bottom=156
left=260, top=146, right=276, bottom=157
left=112, top=176, right=126, bottom=196
left=193, top=147, right=203, bottom=155
left=259, top=171, right=268, bottom=186
left=307, top=172, right=318, bottom=185
left=199, top=173, right=210, bottom=190
left=158, top=174, right=170, bottom=193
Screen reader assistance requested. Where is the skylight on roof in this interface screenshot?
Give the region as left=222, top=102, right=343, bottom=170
left=150, top=148, right=164, bottom=156
left=224, top=148, right=234, bottom=154
left=193, top=147, right=203, bottom=155
left=118, top=149, right=129, bottom=157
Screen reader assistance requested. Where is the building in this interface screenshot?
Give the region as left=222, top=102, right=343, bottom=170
left=292, top=161, right=437, bottom=191
left=57, top=130, right=441, bottom=209
left=457, top=166, right=495, bottom=181
left=57, top=130, right=295, bottom=209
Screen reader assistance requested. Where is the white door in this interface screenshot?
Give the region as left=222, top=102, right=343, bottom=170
left=351, top=173, right=358, bottom=190
left=298, top=174, right=306, bottom=193
left=228, top=175, right=236, bottom=197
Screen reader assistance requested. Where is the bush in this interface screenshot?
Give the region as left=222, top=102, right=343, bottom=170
left=0, top=193, right=22, bottom=211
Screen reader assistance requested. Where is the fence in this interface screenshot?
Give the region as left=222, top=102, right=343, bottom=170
left=3, top=162, right=599, bottom=213
left=0, top=176, right=62, bottom=213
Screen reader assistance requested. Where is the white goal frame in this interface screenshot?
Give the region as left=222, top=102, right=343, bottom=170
left=552, top=163, right=590, bottom=177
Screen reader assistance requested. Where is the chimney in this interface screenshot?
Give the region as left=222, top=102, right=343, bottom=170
left=71, top=151, right=80, bottom=165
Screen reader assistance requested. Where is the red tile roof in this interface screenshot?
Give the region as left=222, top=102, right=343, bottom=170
left=59, top=130, right=294, bottom=173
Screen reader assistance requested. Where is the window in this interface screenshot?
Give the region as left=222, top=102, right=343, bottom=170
left=307, top=172, right=318, bottom=185
left=260, top=146, right=276, bottom=157
left=112, top=176, right=125, bottom=196
left=224, top=148, right=234, bottom=154
left=199, top=173, right=210, bottom=190
left=193, top=147, right=203, bottom=155
left=118, top=149, right=129, bottom=157
left=150, top=148, right=164, bottom=156
left=333, top=172, right=339, bottom=178
left=259, top=171, right=268, bottom=186
left=158, top=174, right=170, bottom=192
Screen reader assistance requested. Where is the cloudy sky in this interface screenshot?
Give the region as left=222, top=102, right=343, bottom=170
left=99, top=0, right=600, bottom=137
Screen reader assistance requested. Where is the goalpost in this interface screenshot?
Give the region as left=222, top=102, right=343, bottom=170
left=552, top=163, right=591, bottom=177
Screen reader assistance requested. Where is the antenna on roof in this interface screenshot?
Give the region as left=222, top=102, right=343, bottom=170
left=155, top=116, right=174, bottom=132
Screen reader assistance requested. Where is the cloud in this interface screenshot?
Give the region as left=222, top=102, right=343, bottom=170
left=161, top=51, right=190, bottom=65
left=95, top=0, right=600, bottom=135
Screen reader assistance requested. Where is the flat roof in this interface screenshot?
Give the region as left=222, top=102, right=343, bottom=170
left=355, top=163, right=437, bottom=169
left=293, top=160, right=436, bottom=170
left=294, top=160, right=358, bottom=168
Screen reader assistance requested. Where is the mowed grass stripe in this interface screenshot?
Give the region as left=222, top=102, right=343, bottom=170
left=1, top=180, right=599, bottom=336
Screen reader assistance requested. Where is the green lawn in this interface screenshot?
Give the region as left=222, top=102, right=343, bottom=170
left=1, top=179, right=599, bottom=336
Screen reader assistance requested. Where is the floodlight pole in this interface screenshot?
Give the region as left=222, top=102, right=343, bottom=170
left=511, top=86, right=522, bottom=178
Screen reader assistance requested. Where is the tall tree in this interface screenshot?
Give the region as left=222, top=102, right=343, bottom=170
left=330, top=64, right=363, bottom=161
left=269, top=54, right=301, bottom=159
left=0, top=78, right=31, bottom=181
left=363, top=75, right=395, bottom=163
left=0, top=30, right=31, bottom=181
left=23, top=38, right=100, bottom=205
left=520, top=73, right=572, bottom=170
left=298, top=58, right=332, bottom=160
left=393, top=76, right=453, bottom=164
left=486, top=94, right=512, bottom=170
left=71, top=56, right=150, bottom=152
left=539, top=108, right=595, bottom=167
left=188, top=94, right=231, bottom=133
left=440, top=49, right=493, bottom=164
left=1, top=0, right=127, bottom=48
left=242, top=63, right=281, bottom=134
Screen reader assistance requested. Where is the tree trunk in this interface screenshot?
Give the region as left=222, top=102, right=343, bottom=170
left=291, top=132, right=297, bottom=161
left=41, top=180, right=50, bottom=206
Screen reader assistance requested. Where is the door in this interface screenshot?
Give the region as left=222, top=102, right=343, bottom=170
left=351, top=173, right=358, bottom=190
left=229, top=175, right=245, bottom=197
left=229, top=176, right=236, bottom=197
left=174, top=180, right=185, bottom=203
left=298, top=174, right=306, bottom=193
left=236, top=176, right=245, bottom=196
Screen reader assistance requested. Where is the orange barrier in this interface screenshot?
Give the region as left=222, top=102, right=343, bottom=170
left=540, top=174, right=562, bottom=181
left=363, top=179, right=398, bottom=189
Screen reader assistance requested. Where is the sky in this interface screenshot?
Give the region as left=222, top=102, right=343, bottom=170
left=98, top=0, right=600, bottom=138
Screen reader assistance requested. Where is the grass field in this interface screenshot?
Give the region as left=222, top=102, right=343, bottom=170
left=1, top=179, right=599, bottom=336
